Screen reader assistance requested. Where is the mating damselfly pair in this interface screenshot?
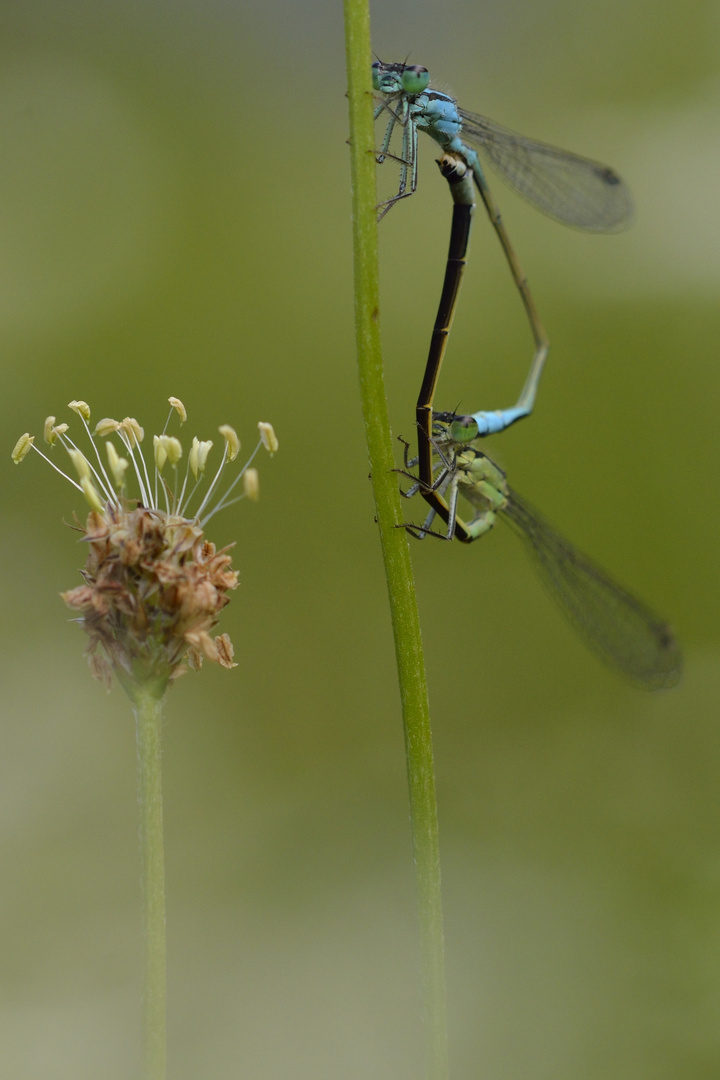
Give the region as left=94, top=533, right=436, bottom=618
left=372, top=60, right=681, bottom=689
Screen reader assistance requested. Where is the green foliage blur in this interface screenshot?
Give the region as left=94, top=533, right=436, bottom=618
left=1, top=1, right=718, bottom=1076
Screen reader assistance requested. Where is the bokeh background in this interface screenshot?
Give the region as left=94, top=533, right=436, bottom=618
left=1, top=1, right=719, bottom=1076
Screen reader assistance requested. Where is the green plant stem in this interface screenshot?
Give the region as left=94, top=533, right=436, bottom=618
left=342, top=7, right=449, bottom=1078
left=133, top=686, right=167, bottom=1080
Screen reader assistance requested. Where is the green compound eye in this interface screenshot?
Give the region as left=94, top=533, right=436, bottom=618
left=371, top=61, right=381, bottom=91
left=448, top=416, right=478, bottom=443
left=401, top=66, right=429, bottom=94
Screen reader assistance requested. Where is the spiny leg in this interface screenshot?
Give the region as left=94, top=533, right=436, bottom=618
left=376, top=115, right=420, bottom=219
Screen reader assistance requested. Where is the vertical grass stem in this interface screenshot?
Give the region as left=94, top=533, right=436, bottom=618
left=134, top=686, right=167, bottom=1080
left=342, top=6, right=449, bottom=1076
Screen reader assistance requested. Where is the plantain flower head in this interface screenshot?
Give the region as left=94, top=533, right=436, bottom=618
left=12, top=398, right=278, bottom=700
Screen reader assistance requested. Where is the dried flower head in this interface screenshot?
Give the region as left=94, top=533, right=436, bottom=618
left=13, top=397, right=278, bottom=700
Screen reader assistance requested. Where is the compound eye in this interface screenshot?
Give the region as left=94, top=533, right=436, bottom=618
left=401, top=65, right=429, bottom=94
left=448, top=415, right=479, bottom=443
left=371, top=61, right=382, bottom=90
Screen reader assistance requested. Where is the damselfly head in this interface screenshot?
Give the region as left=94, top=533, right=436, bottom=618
left=372, top=61, right=429, bottom=96
left=433, top=413, right=479, bottom=445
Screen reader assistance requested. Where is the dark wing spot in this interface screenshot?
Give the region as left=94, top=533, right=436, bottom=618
left=595, top=165, right=621, bottom=186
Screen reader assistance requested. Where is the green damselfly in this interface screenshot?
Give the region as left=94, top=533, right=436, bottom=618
left=398, top=415, right=681, bottom=689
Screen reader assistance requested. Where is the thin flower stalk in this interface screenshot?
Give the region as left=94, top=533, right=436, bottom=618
left=12, top=395, right=278, bottom=1080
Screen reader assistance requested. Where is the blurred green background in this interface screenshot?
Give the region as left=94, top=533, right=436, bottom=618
left=1, top=1, right=719, bottom=1076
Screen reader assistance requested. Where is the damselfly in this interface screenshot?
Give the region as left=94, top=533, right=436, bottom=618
left=399, top=415, right=682, bottom=690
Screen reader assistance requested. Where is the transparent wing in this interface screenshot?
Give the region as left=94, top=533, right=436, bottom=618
left=458, top=108, right=633, bottom=231
left=502, top=489, right=681, bottom=689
